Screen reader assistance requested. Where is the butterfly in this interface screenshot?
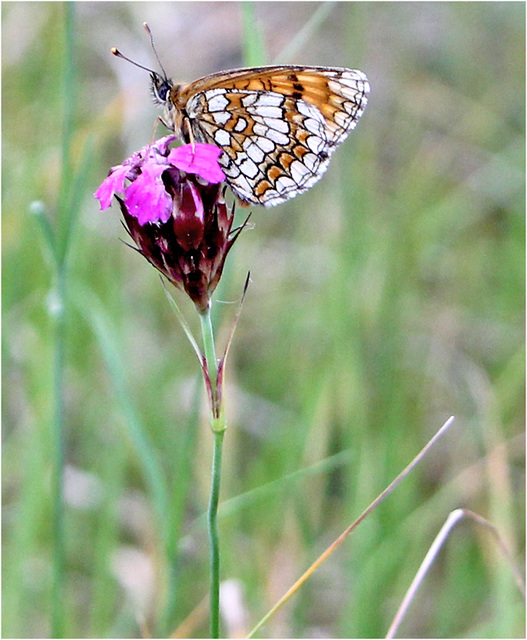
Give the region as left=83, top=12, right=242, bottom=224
left=113, top=25, right=369, bottom=207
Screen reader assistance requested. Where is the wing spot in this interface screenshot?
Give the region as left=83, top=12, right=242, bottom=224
left=267, top=165, right=283, bottom=183
left=266, top=129, right=289, bottom=146
left=267, top=118, right=289, bottom=134
left=304, top=117, right=325, bottom=136
left=275, top=176, right=296, bottom=193
left=212, top=111, right=231, bottom=126
left=255, top=136, right=275, bottom=153
left=234, top=173, right=254, bottom=196
left=239, top=156, right=260, bottom=179
left=241, top=93, right=258, bottom=108
left=207, top=92, right=230, bottom=112
left=297, top=100, right=320, bottom=119
left=278, top=152, right=294, bottom=171
left=222, top=161, right=240, bottom=178
left=306, top=135, right=325, bottom=154
left=214, top=129, right=232, bottom=146
left=252, top=122, right=269, bottom=137
left=254, top=93, right=285, bottom=108
left=249, top=105, right=283, bottom=120
left=244, top=140, right=266, bottom=163
left=303, top=153, right=319, bottom=172
left=255, top=179, right=273, bottom=196
left=292, top=144, right=309, bottom=160
left=334, top=111, right=350, bottom=128
left=290, top=160, right=310, bottom=183
left=233, top=116, right=248, bottom=132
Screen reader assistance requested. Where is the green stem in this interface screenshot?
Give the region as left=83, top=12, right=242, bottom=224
left=199, top=306, right=219, bottom=392
left=208, top=429, right=224, bottom=638
left=50, top=5, right=76, bottom=635
left=199, top=304, right=226, bottom=638
left=58, top=1, right=75, bottom=261
left=51, top=269, right=66, bottom=639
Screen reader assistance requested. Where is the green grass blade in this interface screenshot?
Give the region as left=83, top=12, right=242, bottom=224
left=272, top=2, right=337, bottom=63
left=241, top=2, right=267, bottom=66
left=74, top=289, right=170, bottom=544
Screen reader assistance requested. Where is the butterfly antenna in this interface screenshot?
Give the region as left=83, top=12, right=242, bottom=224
left=111, top=47, right=156, bottom=75
left=143, top=22, right=168, bottom=80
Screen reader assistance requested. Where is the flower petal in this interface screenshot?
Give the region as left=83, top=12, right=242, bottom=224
left=125, top=164, right=172, bottom=225
left=168, top=144, right=225, bottom=183
left=94, top=165, right=130, bottom=210
left=151, top=135, right=178, bottom=156
left=173, top=182, right=206, bottom=251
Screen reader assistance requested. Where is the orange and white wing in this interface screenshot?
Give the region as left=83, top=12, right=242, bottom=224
left=180, top=66, right=369, bottom=206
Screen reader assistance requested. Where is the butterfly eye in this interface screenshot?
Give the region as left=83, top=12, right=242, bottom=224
left=157, top=83, right=170, bottom=101
left=151, top=73, right=172, bottom=105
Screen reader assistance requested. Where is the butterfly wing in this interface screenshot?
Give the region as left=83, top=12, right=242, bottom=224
left=179, top=66, right=369, bottom=206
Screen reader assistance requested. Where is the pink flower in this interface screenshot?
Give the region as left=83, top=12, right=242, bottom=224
left=168, top=145, right=225, bottom=184
left=95, top=136, right=243, bottom=313
left=94, top=136, right=225, bottom=225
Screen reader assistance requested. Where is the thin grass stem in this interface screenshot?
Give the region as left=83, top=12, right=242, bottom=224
left=74, top=289, right=170, bottom=541
left=208, top=429, right=225, bottom=638
left=50, top=269, right=66, bottom=639
left=50, top=4, right=76, bottom=636
left=385, top=508, right=526, bottom=638
left=58, top=1, right=75, bottom=261
left=247, top=416, right=455, bottom=638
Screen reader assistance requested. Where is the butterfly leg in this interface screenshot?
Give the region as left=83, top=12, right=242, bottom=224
left=158, top=114, right=173, bottom=131
left=182, top=117, right=196, bottom=152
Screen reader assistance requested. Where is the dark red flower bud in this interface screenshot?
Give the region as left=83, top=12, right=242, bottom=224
left=95, top=137, right=242, bottom=312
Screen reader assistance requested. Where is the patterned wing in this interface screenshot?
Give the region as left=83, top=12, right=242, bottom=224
left=180, top=67, right=369, bottom=206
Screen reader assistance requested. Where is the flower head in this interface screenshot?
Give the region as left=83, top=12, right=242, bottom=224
left=95, top=137, right=242, bottom=312
left=95, top=136, right=225, bottom=224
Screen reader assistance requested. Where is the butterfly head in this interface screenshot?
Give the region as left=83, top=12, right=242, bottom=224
left=150, top=72, right=185, bottom=134
left=150, top=71, right=172, bottom=106
left=112, top=23, right=181, bottom=130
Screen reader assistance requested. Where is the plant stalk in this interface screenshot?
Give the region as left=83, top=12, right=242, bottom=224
left=200, top=305, right=219, bottom=393
left=199, top=304, right=226, bottom=638
left=50, top=4, right=76, bottom=635
left=208, top=428, right=225, bottom=638
left=51, top=269, right=66, bottom=639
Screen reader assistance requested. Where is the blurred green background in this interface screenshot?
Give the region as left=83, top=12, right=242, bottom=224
left=2, top=2, right=525, bottom=638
